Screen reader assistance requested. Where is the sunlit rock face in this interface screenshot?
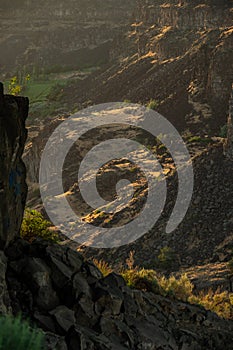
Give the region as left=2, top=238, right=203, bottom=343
left=0, top=83, right=28, bottom=248
left=129, top=1, right=233, bottom=124
left=55, top=0, right=232, bottom=135
left=0, top=0, right=135, bottom=75
left=132, top=0, right=232, bottom=58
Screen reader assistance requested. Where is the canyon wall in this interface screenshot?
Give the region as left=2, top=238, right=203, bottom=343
left=132, top=0, right=232, bottom=56
left=0, top=0, right=135, bottom=76
left=130, top=0, right=233, bottom=107
left=58, top=0, right=232, bottom=135
left=1, top=87, right=233, bottom=349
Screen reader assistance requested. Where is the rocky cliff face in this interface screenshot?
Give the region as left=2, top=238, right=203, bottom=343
left=1, top=90, right=233, bottom=349
left=76, top=141, right=233, bottom=271
left=0, top=0, right=135, bottom=75
left=132, top=0, right=231, bottom=58
left=0, top=83, right=28, bottom=248
left=25, top=113, right=233, bottom=270
left=22, top=1, right=233, bottom=269
left=60, top=0, right=233, bottom=134
left=0, top=83, right=28, bottom=315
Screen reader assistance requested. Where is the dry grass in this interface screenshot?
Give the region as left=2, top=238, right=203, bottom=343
left=93, top=251, right=233, bottom=319
left=93, top=259, right=113, bottom=277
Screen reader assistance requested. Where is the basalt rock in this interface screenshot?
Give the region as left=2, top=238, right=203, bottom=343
left=0, top=83, right=28, bottom=248
left=5, top=238, right=233, bottom=350
left=0, top=251, right=11, bottom=314
left=0, top=84, right=28, bottom=317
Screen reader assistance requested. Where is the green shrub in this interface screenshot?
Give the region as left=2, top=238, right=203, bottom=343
left=188, top=135, right=212, bottom=144
left=189, top=289, right=233, bottom=320
left=147, top=99, right=159, bottom=110
left=7, top=76, right=22, bottom=96
left=7, top=74, right=30, bottom=96
left=121, top=268, right=160, bottom=293
left=20, top=209, right=59, bottom=243
left=159, top=274, right=193, bottom=301
left=220, top=124, right=228, bottom=138
left=0, top=314, right=44, bottom=350
left=157, top=246, right=176, bottom=269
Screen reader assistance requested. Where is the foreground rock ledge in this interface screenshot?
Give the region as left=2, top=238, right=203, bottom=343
left=5, top=238, right=233, bottom=350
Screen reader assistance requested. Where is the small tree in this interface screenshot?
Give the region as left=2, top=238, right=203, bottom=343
left=20, top=209, right=59, bottom=243
left=147, top=99, right=159, bottom=110
left=8, top=76, right=22, bottom=96
left=8, top=74, right=30, bottom=96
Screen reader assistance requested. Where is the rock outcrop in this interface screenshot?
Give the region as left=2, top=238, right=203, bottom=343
left=5, top=238, right=233, bottom=350
left=0, top=83, right=28, bottom=248
left=0, top=83, right=28, bottom=317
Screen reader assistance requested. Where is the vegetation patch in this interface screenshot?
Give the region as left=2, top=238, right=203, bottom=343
left=147, top=99, right=159, bottom=110
left=94, top=252, right=233, bottom=319
left=93, top=259, right=113, bottom=277
left=20, top=209, right=60, bottom=243
left=0, top=314, right=44, bottom=350
left=188, top=135, right=212, bottom=144
left=220, top=124, right=228, bottom=138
